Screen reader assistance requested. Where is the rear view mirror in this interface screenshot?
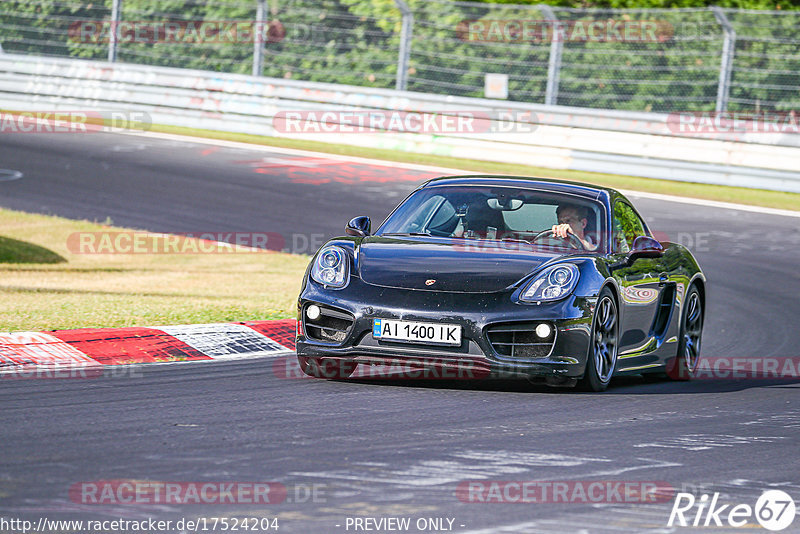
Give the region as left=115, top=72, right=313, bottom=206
left=487, top=198, right=523, bottom=211
left=345, top=216, right=371, bottom=237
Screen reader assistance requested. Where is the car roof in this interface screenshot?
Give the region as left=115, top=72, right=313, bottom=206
left=420, top=175, right=614, bottom=202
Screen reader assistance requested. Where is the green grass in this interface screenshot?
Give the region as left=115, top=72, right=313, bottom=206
left=150, top=124, right=800, bottom=212
left=0, top=209, right=307, bottom=331
left=0, top=235, right=67, bottom=264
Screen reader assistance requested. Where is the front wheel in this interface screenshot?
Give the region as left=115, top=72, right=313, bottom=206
left=666, top=285, right=703, bottom=380
left=298, top=356, right=357, bottom=379
left=580, top=288, right=619, bottom=392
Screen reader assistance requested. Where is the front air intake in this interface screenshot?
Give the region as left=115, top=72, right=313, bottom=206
left=303, top=305, right=354, bottom=344
left=486, top=322, right=556, bottom=359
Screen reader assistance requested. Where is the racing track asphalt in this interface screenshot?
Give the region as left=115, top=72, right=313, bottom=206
left=0, top=132, right=799, bottom=533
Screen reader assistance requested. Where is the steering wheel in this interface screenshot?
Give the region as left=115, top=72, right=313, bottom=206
left=531, top=229, right=585, bottom=250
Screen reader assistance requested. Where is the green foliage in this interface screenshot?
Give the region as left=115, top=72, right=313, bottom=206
left=0, top=0, right=797, bottom=111
left=115, top=0, right=257, bottom=73
left=0, top=1, right=109, bottom=58
left=473, top=0, right=798, bottom=7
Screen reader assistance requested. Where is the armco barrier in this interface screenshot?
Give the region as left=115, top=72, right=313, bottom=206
left=0, top=53, right=798, bottom=193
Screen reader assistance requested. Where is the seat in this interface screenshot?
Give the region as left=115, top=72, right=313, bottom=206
left=464, top=202, right=506, bottom=238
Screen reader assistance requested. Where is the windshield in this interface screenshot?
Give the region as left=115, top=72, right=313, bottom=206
left=378, top=185, right=606, bottom=253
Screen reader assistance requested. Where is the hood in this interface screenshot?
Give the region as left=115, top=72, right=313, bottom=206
left=356, top=236, right=556, bottom=293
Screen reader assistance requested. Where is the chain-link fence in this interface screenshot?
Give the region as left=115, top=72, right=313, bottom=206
left=1, top=0, right=797, bottom=113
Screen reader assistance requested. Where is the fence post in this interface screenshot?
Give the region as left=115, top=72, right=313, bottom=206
left=253, top=0, right=268, bottom=76
left=539, top=5, right=563, bottom=106
left=394, top=0, right=413, bottom=91
left=711, top=6, right=735, bottom=113
left=108, top=0, right=121, bottom=62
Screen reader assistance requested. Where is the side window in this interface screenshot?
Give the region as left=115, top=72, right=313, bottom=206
left=405, top=196, right=444, bottom=232
left=428, top=199, right=456, bottom=230
left=613, top=201, right=646, bottom=253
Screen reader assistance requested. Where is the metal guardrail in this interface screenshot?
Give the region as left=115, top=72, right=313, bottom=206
left=0, top=53, right=798, bottom=193
left=3, top=1, right=800, bottom=113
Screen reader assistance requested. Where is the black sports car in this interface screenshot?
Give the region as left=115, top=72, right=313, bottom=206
left=295, top=175, right=706, bottom=391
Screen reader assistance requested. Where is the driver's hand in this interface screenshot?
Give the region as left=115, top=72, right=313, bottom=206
left=552, top=223, right=573, bottom=239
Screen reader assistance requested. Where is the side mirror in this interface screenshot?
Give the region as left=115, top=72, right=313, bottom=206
left=345, top=216, right=371, bottom=237
left=627, top=235, right=664, bottom=263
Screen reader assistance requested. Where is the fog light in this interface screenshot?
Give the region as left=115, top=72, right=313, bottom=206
left=535, top=323, right=552, bottom=338
left=306, top=305, right=321, bottom=321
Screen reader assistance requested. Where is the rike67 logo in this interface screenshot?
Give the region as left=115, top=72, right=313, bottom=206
left=668, top=490, right=796, bottom=531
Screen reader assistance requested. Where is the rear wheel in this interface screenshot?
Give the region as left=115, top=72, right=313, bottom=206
left=667, top=285, right=703, bottom=380
left=580, top=288, right=619, bottom=392
left=298, top=356, right=357, bottom=379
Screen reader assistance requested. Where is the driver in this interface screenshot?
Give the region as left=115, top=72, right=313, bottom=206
left=551, top=203, right=598, bottom=251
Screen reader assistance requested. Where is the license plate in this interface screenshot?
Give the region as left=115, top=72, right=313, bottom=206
left=373, top=319, right=461, bottom=346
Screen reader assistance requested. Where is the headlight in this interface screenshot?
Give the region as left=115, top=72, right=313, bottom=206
left=520, top=264, right=580, bottom=303
left=311, top=246, right=350, bottom=288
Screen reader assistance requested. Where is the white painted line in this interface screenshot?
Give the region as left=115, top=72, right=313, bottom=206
left=120, top=129, right=800, bottom=218
left=621, top=189, right=800, bottom=219
left=452, top=450, right=610, bottom=467
left=0, top=169, right=23, bottom=182
left=293, top=451, right=613, bottom=487
left=457, top=519, right=643, bottom=534
left=633, top=434, right=785, bottom=451
left=555, top=458, right=682, bottom=480
left=118, top=129, right=466, bottom=175
left=240, top=156, right=345, bottom=168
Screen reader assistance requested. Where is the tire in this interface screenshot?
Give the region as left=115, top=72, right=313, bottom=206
left=580, top=287, right=619, bottom=392
left=666, top=285, right=704, bottom=381
left=298, top=356, right=357, bottom=379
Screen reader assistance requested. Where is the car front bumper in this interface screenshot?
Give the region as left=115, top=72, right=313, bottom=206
left=296, top=277, right=596, bottom=380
